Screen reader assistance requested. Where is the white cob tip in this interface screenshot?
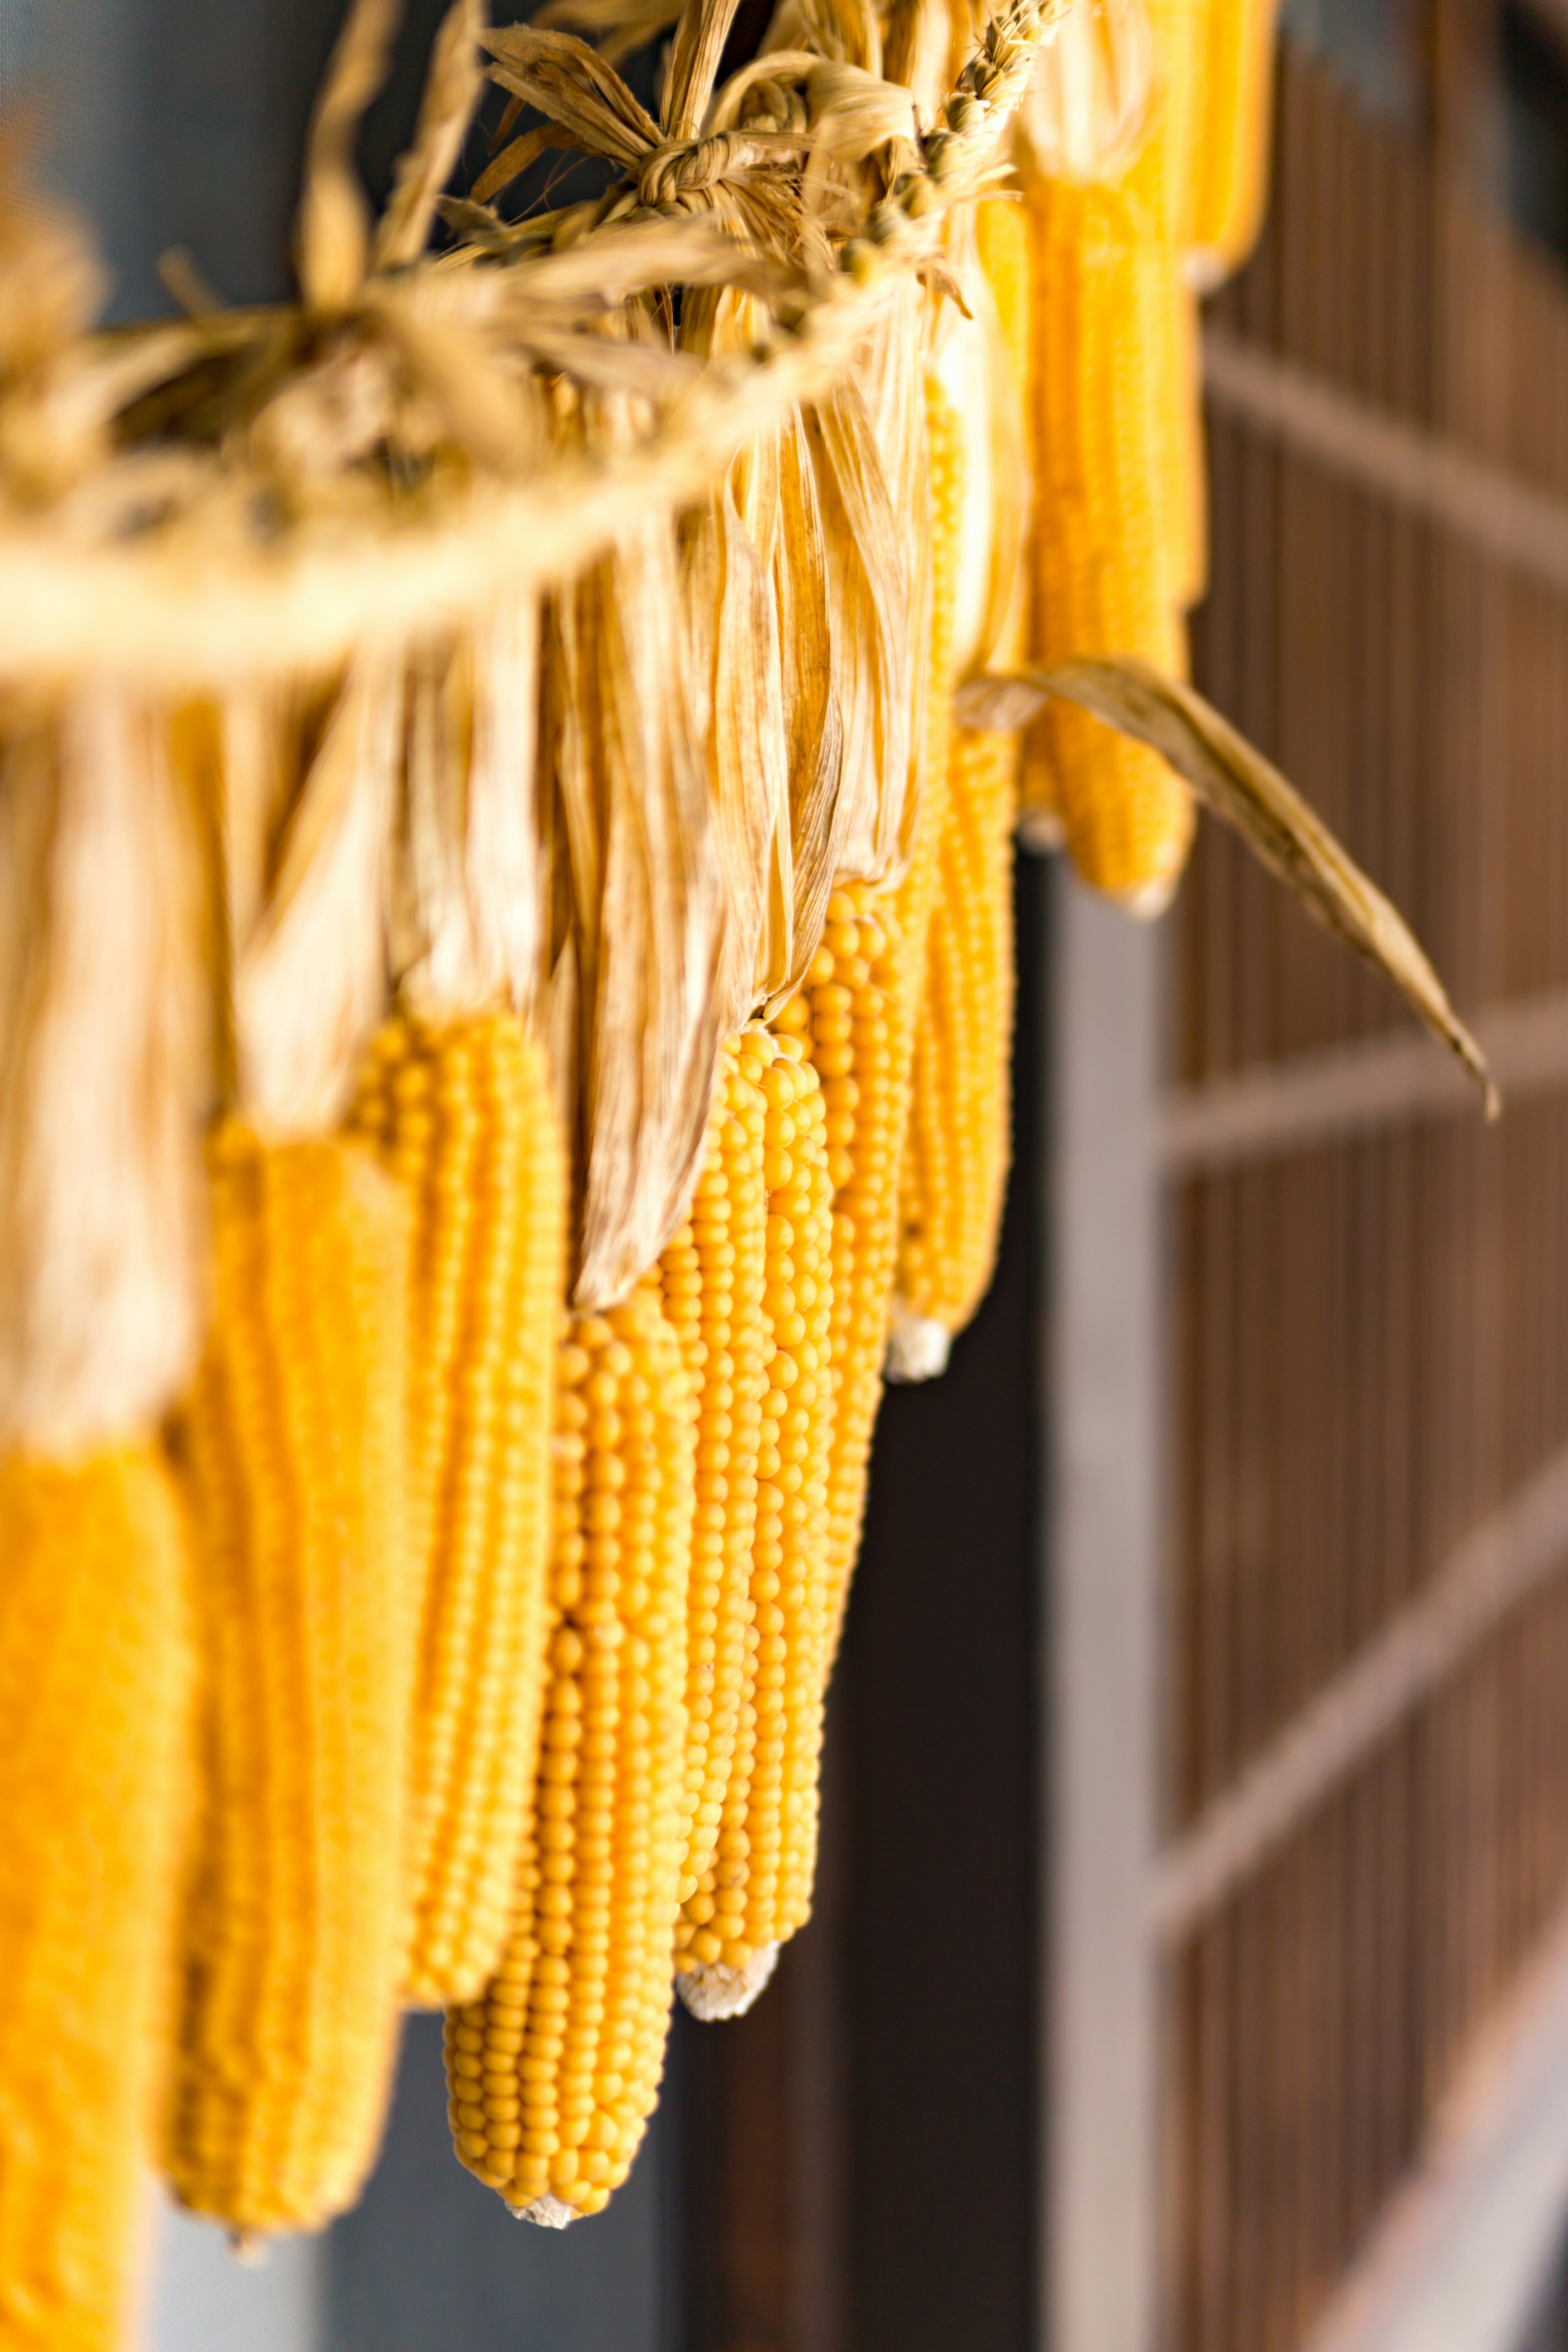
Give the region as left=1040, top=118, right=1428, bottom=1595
left=884, top=1309, right=951, bottom=1383
left=514, top=2194, right=578, bottom=2229
left=1112, top=875, right=1178, bottom=921
left=1184, top=247, right=1228, bottom=294
left=1016, top=807, right=1065, bottom=855
left=676, top=1942, right=780, bottom=2020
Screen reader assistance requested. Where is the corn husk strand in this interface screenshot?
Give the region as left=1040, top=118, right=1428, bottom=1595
left=542, top=391, right=729, bottom=1312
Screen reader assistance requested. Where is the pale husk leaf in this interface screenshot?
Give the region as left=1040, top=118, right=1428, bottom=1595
left=807, top=377, right=911, bottom=884
left=235, top=651, right=401, bottom=1134
left=683, top=481, right=793, bottom=1031
left=389, top=598, right=543, bottom=1020
left=546, top=445, right=728, bottom=1307
left=1015, top=0, right=1152, bottom=186
left=0, top=691, right=206, bottom=1450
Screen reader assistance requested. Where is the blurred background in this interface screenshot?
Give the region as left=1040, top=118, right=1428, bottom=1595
left=11, top=0, right=1568, bottom=2345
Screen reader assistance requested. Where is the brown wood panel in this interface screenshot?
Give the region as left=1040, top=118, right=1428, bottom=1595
left=1169, top=32, right=1568, bottom=2352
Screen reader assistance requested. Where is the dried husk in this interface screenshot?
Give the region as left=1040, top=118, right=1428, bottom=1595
left=734, top=408, right=847, bottom=992
left=390, top=595, right=545, bottom=1022
left=0, top=691, right=207, bottom=1452
left=543, top=394, right=729, bottom=1307
left=682, top=479, right=793, bottom=1031
left=958, top=657, right=1498, bottom=1112
left=806, top=376, right=911, bottom=884
left=234, top=652, right=402, bottom=1136
left=1016, top=0, right=1153, bottom=186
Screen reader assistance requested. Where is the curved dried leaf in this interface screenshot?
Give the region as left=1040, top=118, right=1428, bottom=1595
left=297, top=0, right=403, bottom=309
left=958, top=657, right=1497, bottom=1112
left=375, top=0, right=484, bottom=269
left=481, top=23, right=661, bottom=168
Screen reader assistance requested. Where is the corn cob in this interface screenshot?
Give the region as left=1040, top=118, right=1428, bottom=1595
left=449, top=1289, right=694, bottom=2223
left=1019, top=168, right=1194, bottom=904
left=166, top=1126, right=415, bottom=2238
left=0, top=1446, right=191, bottom=2352
left=977, top=197, right=1034, bottom=468
left=889, top=204, right=1030, bottom=1360
left=348, top=1007, right=566, bottom=2009
left=675, top=1029, right=835, bottom=2015
left=895, top=726, right=1019, bottom=1346
left=1188, top=0, right=1278, bottom=285
left=774, top=884, right=904, bottom=1622
left=657, top=1041, right=770, bottom=1916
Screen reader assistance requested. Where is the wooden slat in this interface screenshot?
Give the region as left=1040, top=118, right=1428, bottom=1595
left=1203, top=326, right=1568, bottom=592
left=1150, top=1444, right=1568, bottom=1944
left=1157, top=987, right=1568, bottom=1172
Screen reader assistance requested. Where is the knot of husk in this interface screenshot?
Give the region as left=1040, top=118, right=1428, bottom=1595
left=636, top=130, right=764, bottom=207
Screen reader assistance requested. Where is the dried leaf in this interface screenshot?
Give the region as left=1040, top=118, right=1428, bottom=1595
left=957, top=657, right=1498, bottom=1112
left=482, top=23, right=662, bottom=169
left=543, top=417, right=728, bottom=1307
left=808, top=377, right=911, bottom=885
left=237, top=651, right=402, bottom=1134
left=375, top=0, right=485, bottom=271
left=684, top=477, right=791, bottom=1030
left=0, top=693, right=207, bottom=1449
left=736, top=410, right=844, bottom=991
left=296, top=0, right=404, bottom=310
left=664, top=0, right=746, bottom=138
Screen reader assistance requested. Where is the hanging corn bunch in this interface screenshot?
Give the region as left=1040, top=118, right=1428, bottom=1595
left=0, top=0, right=1499, bottom=2316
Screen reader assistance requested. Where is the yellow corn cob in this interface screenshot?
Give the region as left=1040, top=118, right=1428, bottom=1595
left=347, top=1008, right=566, bottom=2008
left=773, top=882, right=904, bottom=1626
left=895, top=725, right=1019, bottom=1343
left=976, top=197, right=1034, bottom=466
left=657, top=1040, right=769, bottom=1911
left=0, top=1446, right=191, bottom=2352
left=675, top=1028, right=835, bottom=2006
left=900, top=370, right=967, bottom=984
left=449, top=1289, right=694, bottom=2222
left=1020, top=169, right=1195, bottom=904
left=890, top=204, right=1030, bottom=1358
left=167, top=1127, right=415, bottom=2237
left=1188, top=0, right=1278, bottom=282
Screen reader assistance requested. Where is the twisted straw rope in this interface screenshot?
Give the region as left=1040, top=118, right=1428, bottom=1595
left=0, top=0, right=1054, bottom=690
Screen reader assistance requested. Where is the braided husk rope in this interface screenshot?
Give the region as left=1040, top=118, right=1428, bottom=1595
left=0, top=0, right=1057, bottom=693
